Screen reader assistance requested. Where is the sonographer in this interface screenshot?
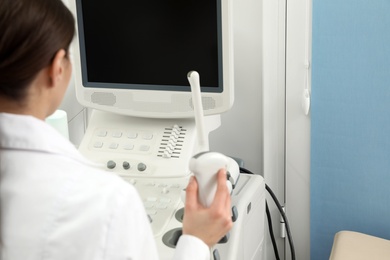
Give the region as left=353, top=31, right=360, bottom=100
left=0, top=0, right=233, bottom=259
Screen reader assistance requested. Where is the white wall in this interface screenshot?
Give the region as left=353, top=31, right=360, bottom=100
left=210, top=1, right=263, bottom=182
left=58, top=75, right=86, bottom=146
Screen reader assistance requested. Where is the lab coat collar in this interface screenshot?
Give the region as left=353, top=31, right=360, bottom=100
left=0, top=113, right=93, bottom=166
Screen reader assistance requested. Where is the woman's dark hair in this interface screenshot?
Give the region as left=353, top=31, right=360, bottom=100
left=0, top=0, right=75, bottom=101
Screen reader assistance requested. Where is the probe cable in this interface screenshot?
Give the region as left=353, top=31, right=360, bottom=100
left=266, top=201, right=280, bottom=260
left=239, top=167, right=296, bottom=260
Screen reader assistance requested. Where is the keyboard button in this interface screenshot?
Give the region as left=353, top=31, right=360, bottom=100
left=138, top=163, right=147, bottom=172
left=109, top=143, right=118, bottom=149
left=123, top=161, right=130, bottom=170
left=156, top=203, right=168, bottom=209
left=93, top=141, right=103, bottom=148
left=142, top=133, right=153, bottom=140
left=123, top=144, right=134, bottom=150
left=139, top=145, right=150, bottom=152
left=107, top=160, right=116, bottom=169
left=147, top=197, right=158, bottom=202
left=112, top=131, right=122, bottom=138
left=160, top=198, right=171, bottom=203
left=96, top=130, right=107, bottom=137
left=127, top=132, right=138, bottom=139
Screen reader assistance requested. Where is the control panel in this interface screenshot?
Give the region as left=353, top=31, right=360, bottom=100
left=79, top=110, right=201, bottom=179
left=78, top=109, right=219, bottom=236
left=121, top=176, right=187, bottom=236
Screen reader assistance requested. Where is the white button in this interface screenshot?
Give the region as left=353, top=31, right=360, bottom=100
left=143, top=133, right=153, bottom=140
left=127, top=132, right=138, bottom=139
left=97, top=130, right=107, bottom=137
left=112, top=131, right=122, bottom=138
left=156, top=203, right=168, bottom=209
left=109, top=143, right=119, bottom=149
left=94, top=141, right=104, bottom=148
left=123, top=144, right=134, bottom=150
left=161, top=188, right=169, bottom=194
left=160, top=198, right=171, bottom=203
left=139, top=145, right=150, bottom=152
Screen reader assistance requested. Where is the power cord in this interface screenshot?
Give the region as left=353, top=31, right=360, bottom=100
left=239, top=167, right=296, bottom=260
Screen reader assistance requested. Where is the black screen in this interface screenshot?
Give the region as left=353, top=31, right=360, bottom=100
left=78, top=0, right=221, bottom=91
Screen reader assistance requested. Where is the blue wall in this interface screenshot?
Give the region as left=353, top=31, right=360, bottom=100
left=311, top=0, right=390, bottom=259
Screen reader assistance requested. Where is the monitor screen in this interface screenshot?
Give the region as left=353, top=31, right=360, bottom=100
left=71, top=0, right=234, bottom=118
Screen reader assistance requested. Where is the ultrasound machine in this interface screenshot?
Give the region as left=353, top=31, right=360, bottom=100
left=69, top=1, right=265, bottom=259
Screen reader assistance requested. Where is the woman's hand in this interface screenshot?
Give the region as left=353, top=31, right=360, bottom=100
left=182, top=169, right=233, bottom=247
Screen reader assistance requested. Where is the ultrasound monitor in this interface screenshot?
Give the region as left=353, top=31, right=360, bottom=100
left=70, top=0, right=234, bottom=118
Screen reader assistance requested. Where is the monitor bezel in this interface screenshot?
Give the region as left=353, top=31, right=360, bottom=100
left=70, top=0, right=234, bottom=118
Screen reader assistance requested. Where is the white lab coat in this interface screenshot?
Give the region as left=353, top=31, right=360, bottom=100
left=0, top=113, right=209, bottom=260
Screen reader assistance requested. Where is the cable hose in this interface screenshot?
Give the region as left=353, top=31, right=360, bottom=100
left=266, top=201, right=280, bottom=260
